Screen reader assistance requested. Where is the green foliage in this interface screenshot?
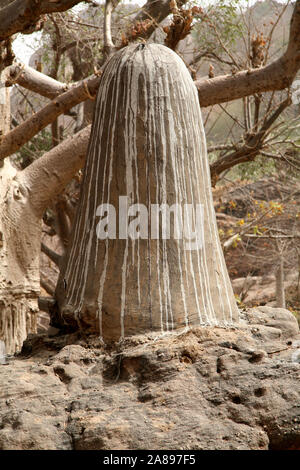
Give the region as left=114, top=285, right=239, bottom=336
left=192, top=0, right=245, bottom=54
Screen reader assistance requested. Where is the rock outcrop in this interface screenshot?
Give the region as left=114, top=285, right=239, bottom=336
left=0, top=307, right=299, bottom=450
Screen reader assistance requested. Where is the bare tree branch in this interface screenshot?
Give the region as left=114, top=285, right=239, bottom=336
left=5, top=63, right=70, bottom=99
left=210, top=98, right=291, bottom=182
left=48, top=14, right=62, bottom=80
left=131, top=0, right=188, bottom=39
left=41, top=242, right=61, bottom=267
left=103, top=0, right=120, bottom=57
left=0, top=0, right=90, bottom=40
left=40, top=271, right=56, bottom=296
left=10, top=1, right=300, bottom=109
left=196, top=0, right=300, bottom=107
left=21, top=125, right=91, bottom=216
left=0, top=76, right=98, bottom=159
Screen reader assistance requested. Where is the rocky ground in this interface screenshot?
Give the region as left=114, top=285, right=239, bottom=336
left=0, top=306, right=299, bottom=450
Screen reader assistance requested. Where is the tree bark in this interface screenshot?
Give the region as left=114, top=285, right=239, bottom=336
left=6, top=63, right=69, bottom=99
left=0, top=77, right=96, bottom=160
left=0, top=0, right=87, bottom=40
left=21, top=125, right=90, bottom=216
left=55, top=44, right=239, bottom=342
left=0, top=69, right=10, bottom=137
left=0, top=159, right=40, bottom=354
left=0, top=126, right=89, bottom=354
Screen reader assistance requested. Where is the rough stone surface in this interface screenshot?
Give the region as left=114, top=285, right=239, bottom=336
left=232, top=272, right=299, bottom=308
left=0, top=307, right=299, bottom=450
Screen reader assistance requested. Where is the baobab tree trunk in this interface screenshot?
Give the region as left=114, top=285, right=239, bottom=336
left=0, top=70, right=37, bottom=355
left=55, top=44, right=239, bottom=342
left=0, top=159, right=40, bottom=354
left=0, top=126, right=89, bottom=354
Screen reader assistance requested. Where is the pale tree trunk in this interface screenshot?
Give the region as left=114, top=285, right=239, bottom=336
left=0, top=69, right=10, bottom=137
left=55, top=44, right=239, bottom=342
left=0, top=127, right=89, bottom=354
left=0, top=159, right=40, bottom=354
left=276, top=255, right=286, bottom=309
left=0, top=70, right=32, bottom=355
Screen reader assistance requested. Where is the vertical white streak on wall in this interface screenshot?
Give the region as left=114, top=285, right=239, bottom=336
left=174, top=80, right=203, bottom=324
left=120, top=62, right=131, bottom=339
left=93, top=54, right=125, bottom=333
left=132, top=61, right=141, bottom=307
left=194, top=87, right=234, bottom=324
left=161, top=70, right=188, bottom=328
left=64, top=100, right=98, bottom=297
left=180, top=76, right=216, bottom=325
left=172, top=96, right=190, bottom=301
left=155, top=60, right=173, bottom=330
left=172, top=77, right=197, bottom=323
left=148, top=63, right=164, bottom=332
left=143, top=53, right=153, bottom=326
left=96, top=75, right=119, bottom=334
left=120, top=53, right=142, bottom=338
left=188, top=91, right=220, bottom=325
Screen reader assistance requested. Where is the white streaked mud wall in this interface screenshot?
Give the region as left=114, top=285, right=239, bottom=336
left=56, top=44, right=239, bottom=341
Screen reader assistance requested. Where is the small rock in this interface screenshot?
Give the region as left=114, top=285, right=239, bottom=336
left=248, top=350, right=267, bottom=363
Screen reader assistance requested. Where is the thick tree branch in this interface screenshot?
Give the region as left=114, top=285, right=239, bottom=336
left=196, top=58, right=295, bottom=107
left=21, top=125, right=91, bottom=216
left=0, top=0, right=89, bottom=40
left=132, top=0, right=188, bottom=39
left=0, top=76, right=98, bottom=159
left=6, top=63, right=70, bottom=98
